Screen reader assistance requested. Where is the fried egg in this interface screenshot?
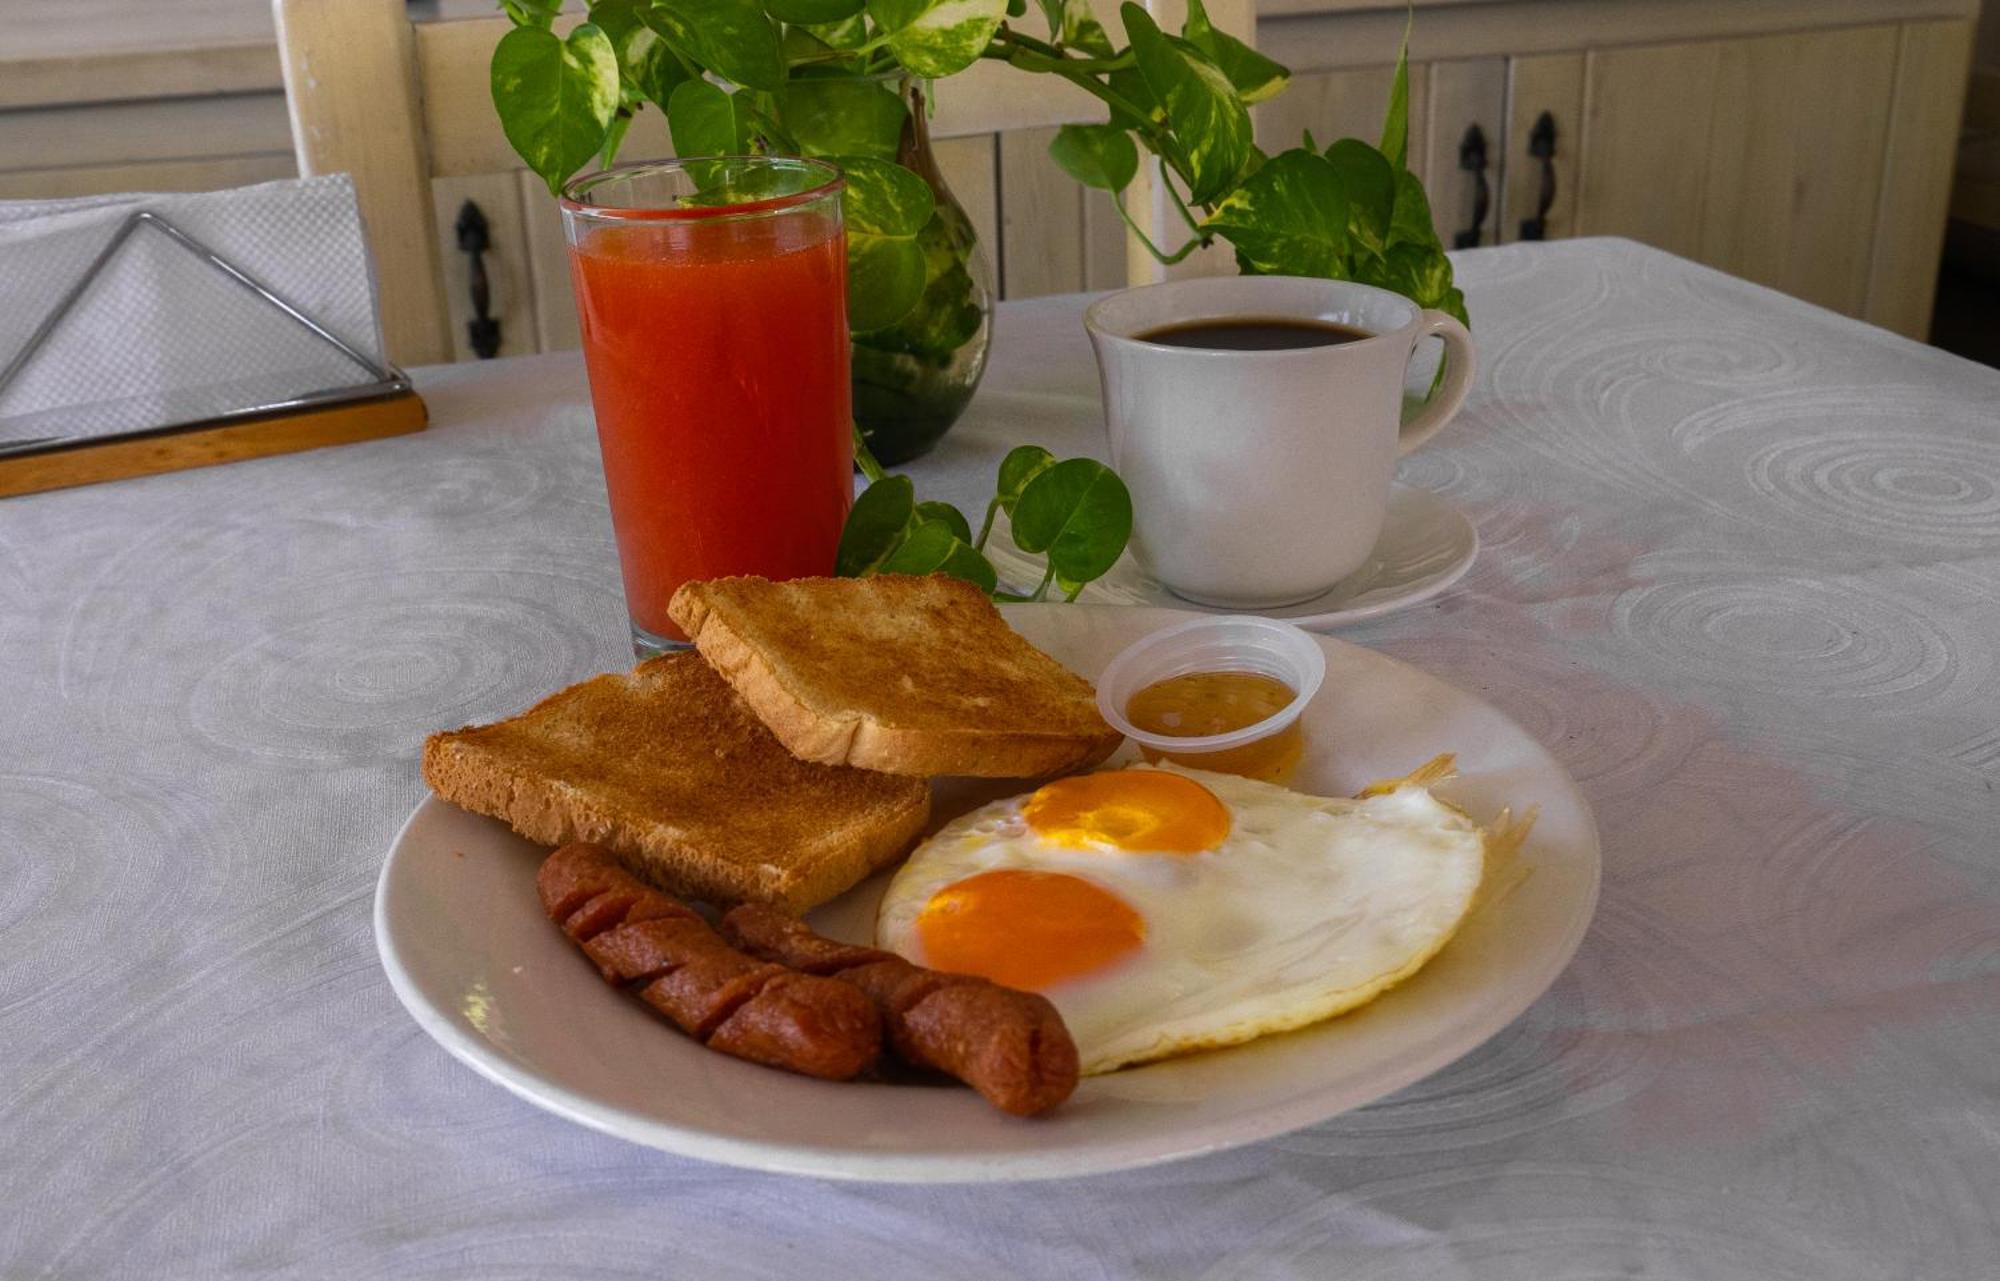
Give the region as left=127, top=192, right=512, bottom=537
left=875, top=761, right=1495, bottom=1075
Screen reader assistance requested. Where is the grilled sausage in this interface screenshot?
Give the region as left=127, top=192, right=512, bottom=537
left=720, top=903, right=1079, bottom=1116
left=536, top=844, right=880, bottom=1081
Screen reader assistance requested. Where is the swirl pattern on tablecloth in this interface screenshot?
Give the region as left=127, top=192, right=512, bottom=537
left=1611, top=574, right=1960, bottom=706
left=183, top=586, right=602, bottom=764
left=1746, top=431, right=2000, bottom=550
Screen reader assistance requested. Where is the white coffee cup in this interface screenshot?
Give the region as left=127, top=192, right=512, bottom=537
left=1084, top=275, right=1475, bottom=608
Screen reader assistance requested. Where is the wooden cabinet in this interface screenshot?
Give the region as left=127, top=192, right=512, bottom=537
left=11, top=0, right=1973, bottom=353
left=1572, top=27, right=1904, bottom=318
left=1561, top=21, right=1970, bottom=330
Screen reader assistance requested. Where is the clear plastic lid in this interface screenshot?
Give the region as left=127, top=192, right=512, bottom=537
left=1095, top=616, right=1326, bottom=754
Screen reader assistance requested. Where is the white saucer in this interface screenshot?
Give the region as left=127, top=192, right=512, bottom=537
left=986, top=485, right=1477, bottom=629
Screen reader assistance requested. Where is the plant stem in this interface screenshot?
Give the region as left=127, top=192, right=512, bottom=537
left=1111, top=195, right=1202, bottom=265
left=1163, top=173, right=1207, bottom=237
left=1028, top=562, right=1057, bottom=602
left=785, top=32, right=891, bottom=67
left=973, top=496, right=1002, bottom=551
left=852, top=425, right=886, bottom=483
left=980, top=31, right=1167, bottom=150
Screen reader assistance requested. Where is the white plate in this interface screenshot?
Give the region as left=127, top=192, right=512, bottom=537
left=985, top=486, right=1479, bottom=629
left=376, top=605, right=1598, bottom=1182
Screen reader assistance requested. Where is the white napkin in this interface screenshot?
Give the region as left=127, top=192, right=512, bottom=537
left=0, top=175, right=389, bottom=446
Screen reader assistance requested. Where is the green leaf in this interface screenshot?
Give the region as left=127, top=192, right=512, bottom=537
left=939, top=539, right=1001, bottom=593
left=879, top=520, right=999, bottom=593
left=492, top=23, right=621, bottom=197
left=1049, top=124, right=1138, bottom=193
left=840, top=156, right=936, bottom=236
left=502, top=0, right=563, bottom=28
left=1364, top=242, right=1461, bottom=316
left=1380, top=22, right=1411, bottom=169
left=852, top=203, right=984, bottom=363
left=1203, top=147, right=1351, bottom=276
left=644, top=0, right=785, bottom=91
left=867, top=0, right=1009, bottom=79
left=1105, top=65, right=1160, bottom=133
left=591, top=0, right=691, bottom=108
left=1037, top=0, right=1114, bottom=56
left=836, top=474, right=916, bottom=576
left=666, top=78, right=748, bottom=156
left=1121, top=3, right=1250, bottom=204
left=803, top=13, right=872, bottom=48
left=996, top=444, right=1056, bottom=513
left=1326, top=138, right=1394, bottom=253
left=1388, top=167, right=1437, bottom=246
left=1182, top=0, right=1288, bottom=105
left=847, top=236, right=930, bottom=331
left=880, top=516, right=996, bottom=592
left=763, top=0, right=865, bottom=22
left=1010, top=458, right=1134, bottom=586
left=1008, top=0, right=1029, bottom=15
left=782, top=79, right=909, bottom=160
left=915, top=500, right=974, bottom=544
left=840, top=156, right=935, bottom=327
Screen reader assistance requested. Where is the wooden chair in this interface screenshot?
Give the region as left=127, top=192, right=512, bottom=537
left=272, top=0, right=1245, bottom=368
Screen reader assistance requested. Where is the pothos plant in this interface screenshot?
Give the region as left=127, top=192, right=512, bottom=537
left=490, top=0, right=1463, bottom=599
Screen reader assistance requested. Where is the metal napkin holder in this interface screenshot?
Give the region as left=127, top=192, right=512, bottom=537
left=0, top=209, right=416, bottom=464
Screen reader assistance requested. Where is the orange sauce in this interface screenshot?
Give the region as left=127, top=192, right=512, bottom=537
left=1125, top=671, right=1304, bottom=783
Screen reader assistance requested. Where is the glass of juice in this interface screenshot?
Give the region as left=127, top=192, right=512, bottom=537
left=560, top=157, right=852, bottom=654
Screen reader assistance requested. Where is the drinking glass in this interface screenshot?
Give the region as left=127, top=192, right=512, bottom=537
left=561, top=157, right=851, bottom=654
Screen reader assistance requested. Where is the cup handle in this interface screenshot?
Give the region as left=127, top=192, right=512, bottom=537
left=1397, top=310, right=1477, bottom=456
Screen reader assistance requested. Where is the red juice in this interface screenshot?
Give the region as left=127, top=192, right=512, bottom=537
left=565, top=169, right=851, bottom=644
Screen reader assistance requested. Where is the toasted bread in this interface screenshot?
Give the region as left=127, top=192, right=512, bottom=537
left=422, top=653, right=930, bottom=912
left=668, top=574, right=1124, bottom=778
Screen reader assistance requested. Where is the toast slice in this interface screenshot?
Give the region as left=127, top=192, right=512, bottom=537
left=422, top=653, right=930, bottom=912
left=668, top=574, right=1124, bottom=778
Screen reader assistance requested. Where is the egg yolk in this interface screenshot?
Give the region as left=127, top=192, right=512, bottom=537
left=916, top=869, right=1144, bottom=991
left=1023, top=769, right=1231, bottom=853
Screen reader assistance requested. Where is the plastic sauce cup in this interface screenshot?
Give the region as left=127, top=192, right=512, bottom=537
left=1095, top=616, right=1326, bottom=782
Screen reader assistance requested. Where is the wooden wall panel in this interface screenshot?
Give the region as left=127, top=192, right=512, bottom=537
left=999, top=126, right=1087, bottom=299
left=517, top=172, right=581, bottom=354
left=1083, top=193, right=1131, bottom=291
left=1575, top=41, right=1721, bottom=258
left=1500, top=53, right=1584, bottom=243
left=1254, top=64, right=1431, bottom=182
left=0, top=154, right=295, bottom=200
left=0, top=94, right=292, bottom=172
left=1867, top=19, right=1976, bottom=338
left=1699, top=24, right=1898, bottom=316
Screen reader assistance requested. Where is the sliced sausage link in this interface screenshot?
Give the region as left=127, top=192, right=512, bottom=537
left=583, top=916, right=715, bottom=986
left=562, top=888, right=649, bottom=942
left=640, top=953, right=789, bottom=1041
left=719, top=903, right=1079, bottom=1116
left=542, top=845, right=881, bottom=1081
left=708, top=973, right=882, bottom=1081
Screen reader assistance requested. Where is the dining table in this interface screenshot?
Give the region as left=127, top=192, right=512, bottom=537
left=3, top=236, right=1997, bottom=1278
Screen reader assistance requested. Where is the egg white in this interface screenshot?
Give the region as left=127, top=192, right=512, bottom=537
left=875, top=762, right=1488, bottom=1075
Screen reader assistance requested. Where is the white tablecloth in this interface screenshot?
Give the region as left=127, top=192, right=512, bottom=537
left=4, top=239, right=1997, bottom=1277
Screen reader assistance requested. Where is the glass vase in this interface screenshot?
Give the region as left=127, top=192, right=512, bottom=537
left=848, top=78, right=994, bottom=466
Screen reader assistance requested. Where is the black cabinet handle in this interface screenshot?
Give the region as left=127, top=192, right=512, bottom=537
left=1518, top=111, right=1558, bottom=242
left=1453, top=124, right=1489, bottom=250
left=455, top=200, right=501, bottom=359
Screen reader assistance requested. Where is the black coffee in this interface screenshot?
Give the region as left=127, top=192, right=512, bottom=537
left=1136, top=317, right=1372, bottom=351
